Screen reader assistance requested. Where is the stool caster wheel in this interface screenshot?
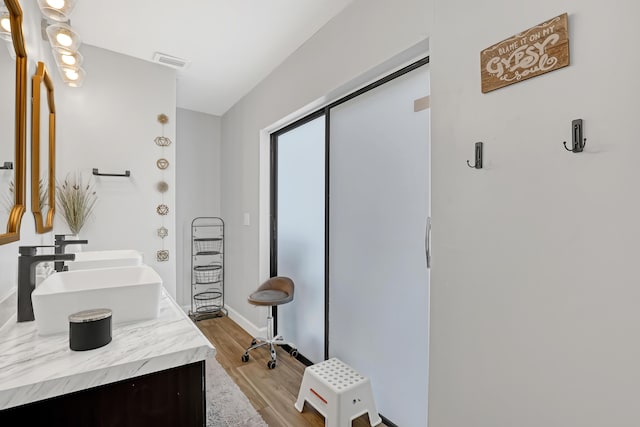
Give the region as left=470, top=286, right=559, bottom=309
left=290, top=348, right=298, bottom=358
left=241, top=353, right=249, bottom=363
left=251, top=339, right=257, bottom=346
left=267, top=360, right=276, bottom=369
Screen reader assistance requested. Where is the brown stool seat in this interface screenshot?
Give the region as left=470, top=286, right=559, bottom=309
left=249, top=289, right=291, bottom=305
left=242, top=276, right=297, bottom=369
left=247, top=276, right=294, bottom=306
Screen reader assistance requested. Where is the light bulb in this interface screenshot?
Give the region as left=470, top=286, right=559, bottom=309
left=46, top=0, right=65, bottom=9
left=54, top=50, right=83, bottom=69
left=61, top=54, right=76, bottom=65
left=59, top=66, right=85, bottom=87
left=47, top=23, right=81, bottom=53
left=38, top=0, right=77, bottom=22
left=64, top=68, right=79, bottom=80
left=0, top=17, right=10, bottom=33
left=56, top=32, right=72, bottom=47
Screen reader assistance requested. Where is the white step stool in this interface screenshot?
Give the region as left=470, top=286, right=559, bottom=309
left=294, top=358, right=382, bottom=427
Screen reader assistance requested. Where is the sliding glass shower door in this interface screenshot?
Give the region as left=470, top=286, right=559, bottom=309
left=329, top=65, right=430, bottom=426
left=272, top=115, right=326, bottom=364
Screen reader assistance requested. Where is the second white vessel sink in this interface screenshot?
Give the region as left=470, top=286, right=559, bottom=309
left=32, top=265, right=162, bottom=336
left=66, top=250, right=143, bottom=271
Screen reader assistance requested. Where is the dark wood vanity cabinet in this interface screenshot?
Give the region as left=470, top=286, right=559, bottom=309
left=0, top=361, right=205, bottom=427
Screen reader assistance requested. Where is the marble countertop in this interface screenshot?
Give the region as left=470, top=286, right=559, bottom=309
left=0, top=290, right=215, bottom=410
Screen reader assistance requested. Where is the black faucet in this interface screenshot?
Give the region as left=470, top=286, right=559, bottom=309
left=17, top=246, right=76, bottom=322
left=54, top=234, right=88, bottom=272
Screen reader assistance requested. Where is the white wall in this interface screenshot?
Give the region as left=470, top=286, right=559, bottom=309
left=221, top=0, right=432, bottom=329
left=429, top=1, right=640, bottom=426
left=51, top=45, right=177, bottom=297
left=176, top=108, right=221, bottom=306
left=1, top=0, right=178, bottom=322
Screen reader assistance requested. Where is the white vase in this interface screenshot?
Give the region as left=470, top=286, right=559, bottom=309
left=66, top=233, right=85, bottom=253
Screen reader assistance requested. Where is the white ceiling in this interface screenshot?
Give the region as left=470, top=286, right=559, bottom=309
left=71, top=0, right=355, bottom=116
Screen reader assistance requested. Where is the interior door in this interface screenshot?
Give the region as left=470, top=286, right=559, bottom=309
left=328, top=65, right=430, bottom=426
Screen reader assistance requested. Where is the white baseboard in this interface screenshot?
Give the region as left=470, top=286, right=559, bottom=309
left=180, top=300, right=266, bottom=339
left=225, top=304, right=266, bottom=338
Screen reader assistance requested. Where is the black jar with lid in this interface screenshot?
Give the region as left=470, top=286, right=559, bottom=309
left=69, top=308, right=112, bottom=351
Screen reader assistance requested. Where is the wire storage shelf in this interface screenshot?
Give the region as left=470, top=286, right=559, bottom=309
left=193, top=263, right=222, bottom=284
left=194, top=238, right=222, bottom=255
left=193, top=289, right=223, bottom=313
left=190, top=217, right=226, bottom=321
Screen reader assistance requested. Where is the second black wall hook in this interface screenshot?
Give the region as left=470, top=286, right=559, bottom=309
left=562, top=119, right=587, bottom=153
left=467, top=142, right=483, bottom=169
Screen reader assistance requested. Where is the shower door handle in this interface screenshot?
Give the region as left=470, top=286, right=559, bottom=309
left=425, top=216, right=431, bottom=269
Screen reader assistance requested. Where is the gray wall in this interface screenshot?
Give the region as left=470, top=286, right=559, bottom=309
left=429, top=1, right=640, bottom=426
left=176, top=108, right=221, bottom=306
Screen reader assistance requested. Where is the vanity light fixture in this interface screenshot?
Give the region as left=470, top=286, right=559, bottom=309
left=0, top=7, right=11, bottom=41
left=46, top=22, right=81, bottom=55
left=38, top=0, right=86, bottom=87
left=37, top=0, right=77, bottom=22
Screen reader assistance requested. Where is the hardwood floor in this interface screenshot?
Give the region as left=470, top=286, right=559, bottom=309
left=196, top=316, right=388, bottom=427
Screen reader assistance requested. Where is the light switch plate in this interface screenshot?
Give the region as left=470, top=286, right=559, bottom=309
left=243, top=212, right=250, bottom=226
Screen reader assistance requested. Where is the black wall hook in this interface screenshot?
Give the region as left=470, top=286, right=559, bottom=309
left=0, top=161, right=13, bottom=170
left=467, top=142, right=483, bottom=169
left=562, top=119, right=587, bottom=153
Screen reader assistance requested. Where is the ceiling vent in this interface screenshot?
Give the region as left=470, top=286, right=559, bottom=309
left=152, top=52, right=190, bottom=70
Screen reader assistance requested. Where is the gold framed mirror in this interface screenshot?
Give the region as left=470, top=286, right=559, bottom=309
left=0, top=0, right=26, bottom=245
left=31, top=61, right=55, bottom=233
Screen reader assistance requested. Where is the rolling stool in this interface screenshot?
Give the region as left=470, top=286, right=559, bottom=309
left=295, top=358, right=382, bottom=427
left=241, top=276, right=298, bottom=369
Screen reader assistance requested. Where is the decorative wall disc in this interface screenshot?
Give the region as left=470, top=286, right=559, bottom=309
left=156, top=158, right=169, bottom=170
left=154, top=136, right=172, bottom=147
left=156, top=250, right=169, bottom=262
left=157, top=181, right=169, bottom=193
left=157, top=204, right=169, bottom=215
left=157, top=226, right=168, bottom=238
left=157, top=114, right=169, bottom=124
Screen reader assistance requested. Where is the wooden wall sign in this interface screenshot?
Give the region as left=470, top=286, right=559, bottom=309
left=481, top=13, right=569, bottom=93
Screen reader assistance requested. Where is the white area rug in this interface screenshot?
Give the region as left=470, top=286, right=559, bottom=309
left=206, top=357, right=268, bottom=427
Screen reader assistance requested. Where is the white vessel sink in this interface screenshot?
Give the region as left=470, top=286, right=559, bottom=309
left=66, top=249, right=143, bottom=271
left=32, top=265, right=162, bottom=336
